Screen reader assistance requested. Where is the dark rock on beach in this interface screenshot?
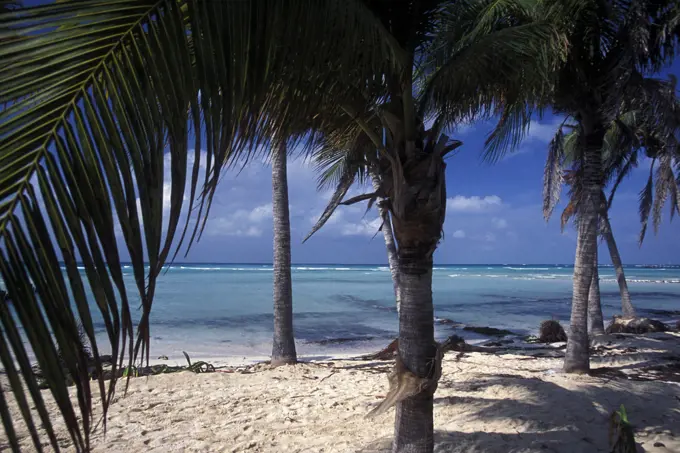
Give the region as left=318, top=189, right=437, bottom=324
left=313, top=336, right=376, bottom=346
left=463, top=326, right=515, bottom=337
left=605, top=316, right=668, bottom=334
left=644, top=309, right=680, bottom=317
left=484, top=339, right=515, bottom=347
left=435, top=317, right=463, bottom=327
left=538, top=320, right=567, bottom=343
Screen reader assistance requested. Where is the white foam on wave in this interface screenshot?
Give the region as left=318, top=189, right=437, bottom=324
left=293, top=267, right=352, bottom=271
left=601, top=278, right=680, bottom=284
left=504, top=267, right=550, bottom=271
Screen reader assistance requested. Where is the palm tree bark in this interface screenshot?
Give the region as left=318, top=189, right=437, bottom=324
left=393, top=260, right=436, bottom=452
left=389, top=152, right=446, bottom=453
left=371, top=173, right=401, bottom=313
left=564, top=124, right=604, bottom=374
left=271, top=142, right=297, bottom=366
left=602, top=215, right=635, bottom=317
left=588, top=249, right=605, bottom=335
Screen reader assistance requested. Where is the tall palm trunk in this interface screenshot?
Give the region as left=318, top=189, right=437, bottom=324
left=393, top=259, right=436, bottom=452
left=371, top=173, right=401, bottom=313
left=602, top=215, right=635, bottom=317
left=588, top=249, right=605, bottom=335
left=389, top=150, right=446, bottom=453
left=271, top=142, right=297, bottom=366
left=564, top=123, right=604, bottom=374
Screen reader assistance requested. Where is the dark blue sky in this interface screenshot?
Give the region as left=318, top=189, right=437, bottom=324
left=19, top=0, right=679, bottom=264
left=129, top=63, right=680, bottom=264
left=152, top=62, right=678, bottom=265
left=167, top=112, right=677, bottom=265
left=145, top=69, right=679, bottom=265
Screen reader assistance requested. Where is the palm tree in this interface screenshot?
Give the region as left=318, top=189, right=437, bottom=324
left=519, top=1, right=680, bottom=374
left=546, top=99, right=680, bottom=332
left=300, top=5, right=564, bottom=449
left=0, top=2, right=395, bottom=450
left=271, top=141, right=297, bottom=366
left=0, top=1, right=580, bottom=451
left=372, top=171, right=402, bottom=314
left=587, top=251, right=605, bottom=335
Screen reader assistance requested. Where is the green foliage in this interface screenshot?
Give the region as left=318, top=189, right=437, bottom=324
left=0, top=1, right=393, bottom=449
left=609, top=404, right=637, bottom=453
left=182, top=351, right=215, bottom=374
left=121, top=366, right=138, bottom=379
left=544, top=89, right=680, bottom=241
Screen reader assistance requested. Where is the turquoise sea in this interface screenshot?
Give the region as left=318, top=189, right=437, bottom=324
left=84, top=263, right=680, bottom=360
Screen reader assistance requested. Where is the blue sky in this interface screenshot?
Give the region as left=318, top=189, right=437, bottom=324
left=18, top=0, right=677, bottom=265
left=139, top=66, right=680, bottom=265
left=162, top=113, right=678, bottom=265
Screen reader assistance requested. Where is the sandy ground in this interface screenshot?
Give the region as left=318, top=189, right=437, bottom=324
left=2, top=333, right=680, bottom=453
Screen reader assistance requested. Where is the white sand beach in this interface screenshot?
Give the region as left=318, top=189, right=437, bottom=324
left=3, top=333, right=680, bottom=452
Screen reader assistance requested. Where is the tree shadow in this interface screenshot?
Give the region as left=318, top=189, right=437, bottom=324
left=360, top=371, right=680, bottom=452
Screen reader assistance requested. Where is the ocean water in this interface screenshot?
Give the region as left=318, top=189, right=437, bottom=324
left=81, top=263, right=680, bottom=360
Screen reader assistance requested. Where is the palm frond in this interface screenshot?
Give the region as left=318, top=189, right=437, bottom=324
left=561, top=197, right=577, bottom=232
left=638, top=158, right=656, bottom=245
left=421, top=17, right=564, bottom=142
left=303, top=171, right=355, bottom=243
left=652, top=154, right=678, bottom=232
left=543, top=126, right=565, bottom=220
left=0, top=0, right=396, bottom=449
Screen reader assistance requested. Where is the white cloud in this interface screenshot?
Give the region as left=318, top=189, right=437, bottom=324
left=484, top=233, right=496, bottom=242
left=492, top=217, right=508, bottom=229
left=341, top=217, right=382, bottom=236
left=452, top=230, right=466, bottom=239
left=447, top=195, right=503, bottom=212
left=247, top=203, right=273, bottom=222
left=205, top=203, right=273, bottom=237
left=525, top=120, right=559, bottom=143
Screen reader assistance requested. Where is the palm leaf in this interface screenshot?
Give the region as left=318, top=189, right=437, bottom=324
left=0, top=0, right=395, bottom=450
left=543, top=126, right=565, bottom=220
left=638, top=159, right=656, bottom=245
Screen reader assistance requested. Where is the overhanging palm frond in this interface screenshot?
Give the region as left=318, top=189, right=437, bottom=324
left=1, top=3, right=205, bottom=450
left=652, top=154, right=680, bottom=231
left=638, top=159, right=656, bottom=245
left=0, top=0, right=395, bottom=450
left=303, top=170, right=356, bottom=243
left=543, top=126, right=565, bottom=220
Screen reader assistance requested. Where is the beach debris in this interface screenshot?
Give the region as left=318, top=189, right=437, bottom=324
left=609, top=404, right=636, bottom=453
left=182, top=351, right=216, bottom=373
left=539, top=320, right=567, bottom=343
left=122, top=366, right=139, bottom=378
left=366, top=345, right=443, bottom=418
left=605, top=316, right=668, bottom=334
left=484, top=339, right=515, bottom=347
left=463, top=326, right=514, bottom=337
left=360, top=338, right=398, bottom=360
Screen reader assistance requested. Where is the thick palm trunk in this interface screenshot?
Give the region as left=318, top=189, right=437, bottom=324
left=564, top=124, right=604, bottom=374
left=393, top=256, right=436, bottom=452
left=371, top=173, right=401, bottom=313
left=602, top=216, right=635, bottom=317
left=271, top=142, right=297, bottom=366
left=588, top=250, right=605, bottom=336
left=388, top=151, right=446, bottom=453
